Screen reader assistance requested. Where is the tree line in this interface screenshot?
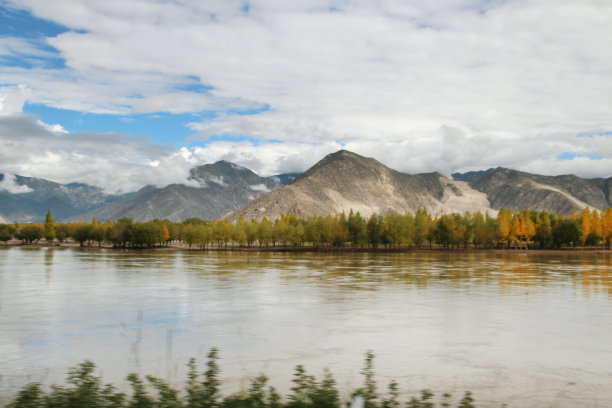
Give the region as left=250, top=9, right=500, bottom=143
left=7, top=349, right=477, bottom=408
left=1, top=207, right=611, bottom=250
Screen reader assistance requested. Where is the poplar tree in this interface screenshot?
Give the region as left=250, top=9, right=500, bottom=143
left=44, top=210, right=56, bottom=244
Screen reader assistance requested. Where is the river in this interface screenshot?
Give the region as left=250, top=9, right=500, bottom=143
left=0, top=247, right=611, bottom=407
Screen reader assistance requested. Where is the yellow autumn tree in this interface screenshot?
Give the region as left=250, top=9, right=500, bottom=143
left=162, top=225, right=170, bottom=245
left=580, top=207, right=592, bottom=244
left=497, top=208, right=513, bottom=248
left=590, top=209, right=602, bottom=236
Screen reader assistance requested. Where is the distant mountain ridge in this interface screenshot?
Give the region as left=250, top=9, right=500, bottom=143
left=470, top=167, right=612, bottom=214
left=0, top=173, right=123, bottom=223
left=70, top=161, right=286, bottom=222
left=452, top=168, right=497, bottom=182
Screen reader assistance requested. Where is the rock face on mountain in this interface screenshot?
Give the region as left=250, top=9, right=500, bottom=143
left=470, top=168, right=612, bottom=214
left=227, top=150, right=497, bottom=221
left=0, top=173, right=123, bottom=222
left=73, top=161, right=282, bottom=222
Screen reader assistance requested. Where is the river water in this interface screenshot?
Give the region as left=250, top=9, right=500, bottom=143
left=0, top=247, right=611, bottom=407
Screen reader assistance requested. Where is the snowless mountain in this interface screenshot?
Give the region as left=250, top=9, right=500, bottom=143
left=228, top=150, right=612, bottom=221
left=228, top=150, right=496, bottom=221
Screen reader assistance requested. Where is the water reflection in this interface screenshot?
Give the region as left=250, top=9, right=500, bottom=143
left=0, top=248, right=611, bottom=408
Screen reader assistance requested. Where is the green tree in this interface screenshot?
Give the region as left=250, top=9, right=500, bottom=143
left=552, top=218, right=583, bottom=248
left=0, top=223, right=14, bottom=245
left=55, top=223, right=71, bottom=243
left=303, top=216, right=321, bottom=248
left=232, top=222, right=248, bottom=247
left=258, top=217, right=273, bottom=247
left=366, top=214, right=383, bottom=248
left=90, top=219, right=105, bottom=247
left=584, top=230, right=603, bottom=246
left=73, top=223, right=93, bottom=246
left=434, top=215, right=452, bottom=248
left=182, top=224, right=201, bottom=249
left=414, top=208, right=433, bottom=248
left=44, top=210, right=56, bottom=244
left=17, top=224, right=44, bottom=244
left=348, top=210, right=367, bottom=248
left=108, top=217, right=134, bottom=247
left=245, top=220, right=259, bottom=247
left=533, top=212, right=553, bottom=248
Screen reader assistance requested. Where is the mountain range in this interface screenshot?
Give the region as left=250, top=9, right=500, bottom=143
left=70, top=161, right=287, bottom=222
left=1, top=150, right=610, bottom=223
left=0, top=173, right=123, bottom=223
left=229, top=150, right=611, bottom=220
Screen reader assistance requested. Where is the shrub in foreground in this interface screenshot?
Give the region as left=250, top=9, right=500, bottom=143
left=7, top=349, right=477, bottom=408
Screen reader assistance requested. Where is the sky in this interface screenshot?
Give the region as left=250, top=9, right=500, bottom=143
left=0, top=0, right=611, bottom=194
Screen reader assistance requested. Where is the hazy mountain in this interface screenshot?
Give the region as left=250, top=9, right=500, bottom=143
left=227, top=150, right=496, bottom=221
left=0, top=173, right=123, bottom=223
left=72, top=161, right=282, bottom=222
left=470, top=167, right=612, bottom=214
left=452, top=168, right=497, bottom=182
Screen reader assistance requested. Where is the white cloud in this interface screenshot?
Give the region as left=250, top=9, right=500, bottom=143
left=204, top=175, right=226, bottom=186
left=36, top=119, right=68, bottom=133
left=0, top=113, right=198, bottom=193
left=0, top=85, right=32, bottom=116
left=250, top=183, right=270, bottom=192
left=0, top=173, right=33, bottom=193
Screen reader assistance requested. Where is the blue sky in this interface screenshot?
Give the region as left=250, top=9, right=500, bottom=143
left=0, top=6, right=264, bottom=145
left=0, top=0, right=611, bottom=193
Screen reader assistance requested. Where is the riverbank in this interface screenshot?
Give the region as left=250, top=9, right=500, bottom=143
left=2, top=238, right=610, bottom=256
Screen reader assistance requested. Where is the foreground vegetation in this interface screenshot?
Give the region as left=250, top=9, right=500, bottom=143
left=7, top=349, right=479, bottom=408
left=1, top=207, right=611, bottom=250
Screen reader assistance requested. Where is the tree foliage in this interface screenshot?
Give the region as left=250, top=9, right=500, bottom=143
left=2, top=207, right=611, bottom=250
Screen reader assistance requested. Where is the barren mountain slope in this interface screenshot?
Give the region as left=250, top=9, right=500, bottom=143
left=471, top=168, right=612, bottom=214
left=228, top=150, right=496, bottom=221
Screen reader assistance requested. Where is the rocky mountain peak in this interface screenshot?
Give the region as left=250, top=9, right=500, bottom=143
left=294, top=150, right=388, bottom=185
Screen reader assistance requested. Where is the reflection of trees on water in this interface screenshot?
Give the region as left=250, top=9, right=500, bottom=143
left=44, top=247, right=54, bottom=283
left=99, top=250, right=612, bottom=296
left=580, top=267, right=612, bottom=296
